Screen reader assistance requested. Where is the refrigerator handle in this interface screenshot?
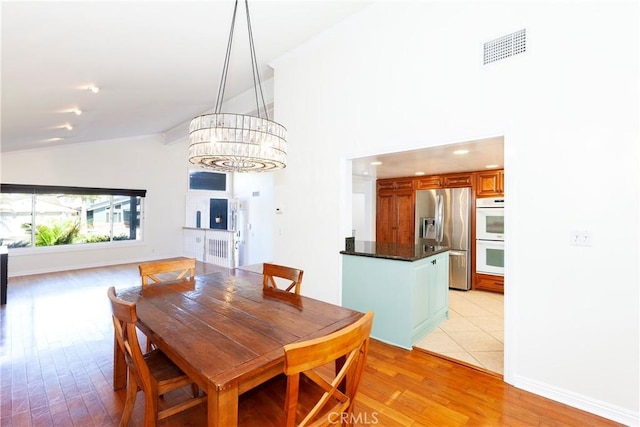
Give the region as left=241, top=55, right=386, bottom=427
left=436, top=194, right=444, bottom=242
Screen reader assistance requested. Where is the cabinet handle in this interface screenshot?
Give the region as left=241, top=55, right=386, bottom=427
left=431, top=259, right=436, bottom=265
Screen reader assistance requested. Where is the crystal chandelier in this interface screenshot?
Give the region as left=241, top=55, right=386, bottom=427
left=188, top=0, right=287, bottom=172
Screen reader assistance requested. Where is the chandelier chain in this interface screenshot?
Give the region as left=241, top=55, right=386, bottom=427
left=214, top=0, right=238, bottom=114
left=244, top=0, right=269, bottom=120
left=213, top=0, right=269, bottom=119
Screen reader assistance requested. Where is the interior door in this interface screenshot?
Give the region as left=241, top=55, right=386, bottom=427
left=376, top=193, right=395, bottom=243
left=396, top=191, right=415, bottom=245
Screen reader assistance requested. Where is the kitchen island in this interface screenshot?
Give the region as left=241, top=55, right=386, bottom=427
left=341, top=241, right=449, bottom=349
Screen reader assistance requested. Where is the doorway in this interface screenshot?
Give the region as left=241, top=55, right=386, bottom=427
left=349, top=136, right=505, bottom=375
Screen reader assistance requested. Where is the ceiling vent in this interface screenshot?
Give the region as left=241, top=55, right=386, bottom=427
left=483, top=29, right=526, bottom=65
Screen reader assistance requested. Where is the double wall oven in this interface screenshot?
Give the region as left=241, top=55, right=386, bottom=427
left=476, top=197, right=504, bottom=276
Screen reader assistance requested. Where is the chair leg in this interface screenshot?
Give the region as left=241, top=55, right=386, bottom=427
left=143, top=393, right=159, bottom=427
left=119, top=374, right=138, bottom=427
left=191, top=383, right=199, bottom=398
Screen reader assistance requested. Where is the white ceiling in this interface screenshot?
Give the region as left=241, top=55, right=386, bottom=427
left=351, top=136, right=504, bottom=180
left=2, top=1, right=502, bottom=179
left=1, top=1, right=371, bottom=152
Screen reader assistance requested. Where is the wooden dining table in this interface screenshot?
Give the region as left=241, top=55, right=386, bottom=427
left=112, top=269, right=364, bottom=426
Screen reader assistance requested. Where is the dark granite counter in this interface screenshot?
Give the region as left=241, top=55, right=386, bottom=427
left=340, top=240, right=449, bottom=262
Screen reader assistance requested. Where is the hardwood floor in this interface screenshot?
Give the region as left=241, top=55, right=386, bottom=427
left=0, top=262, right=620, bottom=426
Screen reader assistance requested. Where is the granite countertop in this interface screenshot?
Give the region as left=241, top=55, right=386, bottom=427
left=340, top=240, right=449, bottom=262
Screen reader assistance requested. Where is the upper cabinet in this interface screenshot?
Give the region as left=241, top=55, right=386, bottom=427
left=416, top=172, right=472, bottom=190
left=475, top=170, right=504, bottom=197
left=377, top=177, right=415, bottom=193
left=442, top=173, right=473, bottom=188
left=415, top=176, right=443, bottom=190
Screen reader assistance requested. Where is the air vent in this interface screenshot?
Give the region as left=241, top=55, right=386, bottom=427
left=483, top=29, right=526, bottom=65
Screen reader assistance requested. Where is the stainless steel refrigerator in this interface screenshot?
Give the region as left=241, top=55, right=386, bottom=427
left=416, top=188, right=471, bottom=290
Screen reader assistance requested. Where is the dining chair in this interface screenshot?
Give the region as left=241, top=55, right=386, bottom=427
left=238, top=311, right=374, bottom=426
left=262, top=263, right=304, bottom=295
left=138, top=257, right=196, bottom=351
left=138, top=257, right=196, bottom=290
left=107, top=287, right=206, bottom=427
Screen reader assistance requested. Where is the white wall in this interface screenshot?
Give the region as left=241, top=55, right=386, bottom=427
left=233, top=172, right=275, bottom=265
left=271, top=1, right=638, bottom=424
left=1, top=135, right=191, bottom=275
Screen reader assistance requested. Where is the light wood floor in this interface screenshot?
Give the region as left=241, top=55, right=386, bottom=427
left=0, top=262, right=620, bottom=426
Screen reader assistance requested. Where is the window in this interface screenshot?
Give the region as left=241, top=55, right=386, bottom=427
left=0, top=184, right=145, bottom=249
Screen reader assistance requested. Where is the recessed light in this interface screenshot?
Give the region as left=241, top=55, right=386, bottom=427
left=415, top=171, right=425, bottom=176
left=79, top=84, right=100, bottom=93
left=57, top=107, right=83, bottom=115
left=370, top=161, right=382, bottom=166
left=42, top=137, right=64, bottom=142
left=485, top=164, right=499, bottom=169
left=453, top=149, right=469, bottom=155
left=60, top=123, right=73, bottom=130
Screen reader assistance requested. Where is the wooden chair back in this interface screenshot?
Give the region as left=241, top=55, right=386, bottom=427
left=108, top=286, right=152, bottom=391
left=108, top=286, right=206, bottom=425
left=263, top=263, right=304, bottom=295
left=283, top=311, right=374, bottom=426
left=139, top=257, right=196, bottom=290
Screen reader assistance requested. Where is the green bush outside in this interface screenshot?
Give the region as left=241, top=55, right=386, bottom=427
left=8, top=221, right=132, bottom=247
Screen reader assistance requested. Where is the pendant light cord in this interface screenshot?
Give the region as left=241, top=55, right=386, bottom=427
left=214, top=0, right=270, bottom=120
left=245, top=0, right=269, bottom=120
left=214, top=0, right=238, bottom=114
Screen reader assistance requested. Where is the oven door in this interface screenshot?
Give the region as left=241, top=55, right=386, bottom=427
left=476, top=240, right=504, bottom=276
left=476, top=207, right=504, bottom=240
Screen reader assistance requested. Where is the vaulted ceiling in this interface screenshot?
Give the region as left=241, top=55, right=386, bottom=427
left=1, top=1, right=370, bottom=153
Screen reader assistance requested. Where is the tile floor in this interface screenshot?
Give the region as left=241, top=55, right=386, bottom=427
left=415, top=289, right=504, bottom=375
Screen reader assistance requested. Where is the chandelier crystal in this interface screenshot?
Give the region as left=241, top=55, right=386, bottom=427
left=188, top=0, right=287, bottom=172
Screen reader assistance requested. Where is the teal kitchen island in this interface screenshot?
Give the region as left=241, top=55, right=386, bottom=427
left=341, top=241, right=449, bottom=349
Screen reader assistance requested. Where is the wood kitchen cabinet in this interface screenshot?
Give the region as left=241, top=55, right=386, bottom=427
left=376, top=178, right=415, bottom=244
left=415, top=176, right=443, bottom=189
left=475, top=169, right=504, bottom=197
left=442, top=173, right=473, bottom=188
left=474, top=273, right=504, bottom=293
left=416, top=172, right=472, bottom=189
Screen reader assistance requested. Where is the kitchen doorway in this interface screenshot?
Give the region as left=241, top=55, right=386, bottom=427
left=349, top=136, right=505, bottom=375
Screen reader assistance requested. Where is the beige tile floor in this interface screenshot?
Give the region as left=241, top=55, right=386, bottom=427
left=415, top=289, right=504, bottom=374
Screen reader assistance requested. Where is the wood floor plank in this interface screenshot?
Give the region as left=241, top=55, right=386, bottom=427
left=1, top=261, right=623, bottom=426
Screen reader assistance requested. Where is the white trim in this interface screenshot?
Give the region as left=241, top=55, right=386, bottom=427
left=7, top=239, right=145, bottom=257
left=511, top=374, right=640, bottom=426
left=6, top=253, right=155, bottom=278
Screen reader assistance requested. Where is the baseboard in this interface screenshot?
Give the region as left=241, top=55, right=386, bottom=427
left=511, top=374, right=639, bottom=426
left=7, top=256, right=169, bottom=278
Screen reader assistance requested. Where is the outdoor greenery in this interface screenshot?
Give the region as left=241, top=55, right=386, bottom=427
left=82, top=233, right=130, bottom=243
left=23, top=220, right=81, bottom=246
left=15, top=222, right=133, bottom=246
left=7, top=240, right=29, bottom=248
